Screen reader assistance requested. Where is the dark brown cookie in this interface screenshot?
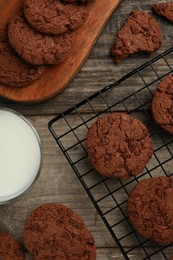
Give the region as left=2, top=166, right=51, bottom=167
left=111, top=11, right=162, bottom=63
left=63, top=0, right=91, bottom=3
left=152, top=74, right=173, bottom=134
left=128, top=176, right=173, bottom=244
left=0, top=231, right=25, bottom=260
left=23, top=0, right=88, bottom=35
left=24, top=204, right=96, bottom=259
left=0, top=27, right=46, bottom=87
left=8, top=15, right=74, bottom=65
left=86, top=113, right=153, bottom=179
left=153, top=2, right=173, bottom=23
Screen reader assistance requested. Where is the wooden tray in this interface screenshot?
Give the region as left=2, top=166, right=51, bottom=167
left=0, top=0, right=121, bottom=103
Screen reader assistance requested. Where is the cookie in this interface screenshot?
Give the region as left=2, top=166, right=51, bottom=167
left=23, top=0, right=88, bottom=35
left=152, top=74, right=173, bottom=134
left=86, top=113, right=153, bottom=179
left=63, top=0, right=91, bottom=3
left=0, top=231, right=25, bottom=260
left=0, top=27, right=46, bottom=87
left=24, top=204, right=96, bottom=259
left=153, top=2, right=173, bottom=23
left=111, top=11, right=162, bottom=63
left=8, top=15, right=74, bottom=65
left=128, top=176, right=173, bottom=244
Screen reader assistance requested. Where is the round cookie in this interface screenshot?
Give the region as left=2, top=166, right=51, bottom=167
left=128, top=176, right=173, bottom=244
left=0, top=27, right=46, bottom=87
left=8, top=15, right=74, bottom=65
left=23, top=0, right=88, bottom=35
left=152, top=74, right=173, bottom=134
left=24, top=204, right=96, bottom=259
left=86, top=113, right=153, bottom=179
left=0, top=231, right=24, bottom=260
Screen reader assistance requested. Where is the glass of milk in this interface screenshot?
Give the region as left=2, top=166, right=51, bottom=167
left=0, top=108, right=42, bottom=204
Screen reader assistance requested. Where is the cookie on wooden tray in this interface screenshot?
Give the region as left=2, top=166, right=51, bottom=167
left=128, top=176, right=173, bottom=244
left=0, top=231, right=25, bottom=260
left=8, top=15, right=74, bottom=65
left=153, top=2, right=173, bottom=23
left=152, top=74, right=173, bottom=134
left=111, top=11, right=162, bottom=63
left=24, top=204, right=96, bottom=259
left=86, top=113, right=153, bottom=179
left=0, top=26, right=46, bottom=87
left=23, top=0, right=88, bottom=35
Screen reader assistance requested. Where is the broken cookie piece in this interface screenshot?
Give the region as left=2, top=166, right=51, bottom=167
left=153, top=2, right=173, bottom=23
left=111, top=11, right=162, bottom=63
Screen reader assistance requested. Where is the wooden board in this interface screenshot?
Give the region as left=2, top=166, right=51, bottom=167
left=0, top=0, right=121, bottom=103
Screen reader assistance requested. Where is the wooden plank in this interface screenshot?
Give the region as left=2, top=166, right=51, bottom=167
left=0, top=0, right=122, bottom=102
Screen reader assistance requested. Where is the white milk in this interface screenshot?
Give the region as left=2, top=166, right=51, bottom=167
left=0, top=108, right=41, bottom=203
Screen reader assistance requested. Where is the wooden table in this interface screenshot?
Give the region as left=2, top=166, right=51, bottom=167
left=0, top=0, right=173, bottom=259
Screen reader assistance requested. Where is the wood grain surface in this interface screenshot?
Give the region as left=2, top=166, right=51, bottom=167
left=0, top=0, right=121, bottom=102
left=0, top=0, right=173, bottom=259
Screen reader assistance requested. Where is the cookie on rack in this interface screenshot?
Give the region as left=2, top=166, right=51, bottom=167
left=24, top=203, right=96, bottom=259
left=153, top=2, right=173, bottom=23
left=152, top=74, right=173, bottom=134
left=86, top=113, right=153, bottom=179
left=0, top=27, right=46, bottom=87
left=128, top=176, right=173, bottom=244
left=111, top=11, right=162, bottom=63
left=23, top=0, right=88, bottom=35
left=0, top=231, right=25, bottom=260
left=8, top=15, right=74, bottom=65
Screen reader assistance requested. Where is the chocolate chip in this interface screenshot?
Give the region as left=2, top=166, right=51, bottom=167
left=155, top=216, right=162, bottom=225
left=43, top=16, right=51, bottom=23
left=155, top=188, right=165, bottom=197
left=32, top=249, right=38, bottom=256
left=15, top=249, right=23, bottom=257
left=152, top=36, right=159, bottom=43
left=166, top=85, right=173, bottom=95
left=131, top=25, right=140, bottom=34
left=164, top=215, right=173, bottom=226
left=134, top=149, right=140, bottom=156
left=29, top=68, right=37, bottom=75
left=32, top=222, right=42, bottom=232
left=144, top=220, right=153, bottom=228
left=102, top=137, right=109, bottom=145
left=150, top=201, right=158, bottom=212
left=130, top=212, right=138, bottom=219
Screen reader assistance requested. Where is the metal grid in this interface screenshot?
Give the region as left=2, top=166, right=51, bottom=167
left=48, top=48, right=173, bottom=260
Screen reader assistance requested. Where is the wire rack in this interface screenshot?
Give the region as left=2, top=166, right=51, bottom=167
left=48, top=48, right=173, bottom=260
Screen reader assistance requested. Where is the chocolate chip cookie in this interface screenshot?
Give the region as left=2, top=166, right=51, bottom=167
left=0, top=27, right=46, bottom=87
left=24, top=204, right=96, bottom=259
left=111, top=11, right=162, bottom=63
left=23, top=0, right=88, bottom=35
left=8, top=15, right=74, bottom=65
left=153, top=2, right=173, bottom=23
left=86, top=113, right=153, bottom=179
left=152, top=74, right=173, bottom=134
left=128, top=176, right=173, bottom=244
left=0, top=231, right=24, bottom=260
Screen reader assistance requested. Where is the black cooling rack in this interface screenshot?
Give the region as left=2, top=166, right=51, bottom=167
left=48, top=48, right=173, bottom=260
